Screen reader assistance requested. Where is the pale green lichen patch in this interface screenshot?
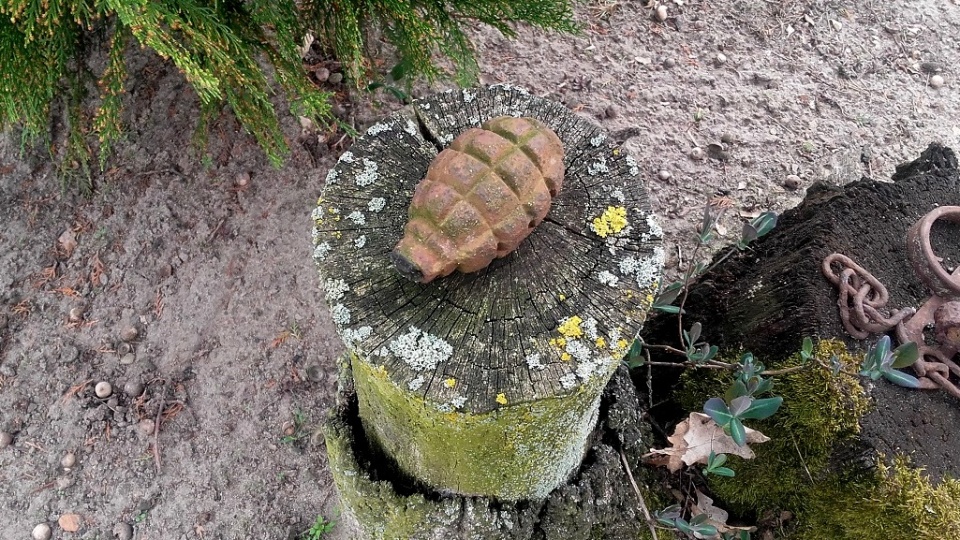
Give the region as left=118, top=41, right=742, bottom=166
left=386, top=326, right=453, bottom=372
left=366, top=121, right=394, bottom=136
left=352, top=355, right=607, bottom=500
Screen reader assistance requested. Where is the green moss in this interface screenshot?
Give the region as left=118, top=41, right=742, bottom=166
left=353, top=355, right=614, bottom=500
left=681, top=340, right=867, bottom=513
left=677, top=340, right=960, bottom=538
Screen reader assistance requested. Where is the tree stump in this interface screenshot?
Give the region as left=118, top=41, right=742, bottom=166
left=644, top=143, right=960, bottom=482
left=312, top=84, right=663, bottom=513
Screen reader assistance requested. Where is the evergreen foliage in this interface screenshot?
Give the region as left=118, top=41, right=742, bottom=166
left=0, top=0, right=576, bottom=183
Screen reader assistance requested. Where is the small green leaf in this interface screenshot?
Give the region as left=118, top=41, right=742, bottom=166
left=709, top=466, right=736, bottom=477
left=729, top=395, right=752, bottom=417
left=801, top=336, right=814, bottom=360
left=688, top=322, right=702, bottom=346
left=690, top=513, right=711, bottom=526
left=882, top=368, right=921, bottom=389
left=653, top=304, right=683, bottom=314
left=751, top=211, right=778, bottom=237
left=740, top=396, right=783, bottom=420
left=727, top=380, right=749, bottom=400
left=704, top=397, right=733, bottom=425
left=693, top=523, right=719, bottom=537
left=729, top=417, right=747, bottom=446
left=891, top=341, right=920, bottom=369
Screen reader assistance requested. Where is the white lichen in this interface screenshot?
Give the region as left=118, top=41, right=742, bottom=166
left=342, top=326, right=372, bottom=346
left=450, top=395, right=467, bottom=409
left=576, top=360, right=598, bottom=381
left=559, top=373, right=578, bottom=390
left=422, top=103, right=431, bottom=110
left=642, top=213, right=664, bottom=241
left=598, top=270, right=619, bottom=287
left=408, top=375, right=426, bottom=391
left=583, top=317, right=599, bottom=341
left=347, top=211, right=366, bottom=225
left=388, top=327, right=453, bottom=371
left=566, top=340, right=592, bottom=364
left=634, top=247, right=665, bottom=288
left=368, top=197, right=386, bottom=212
left=440, top=133, right=454, bottom=145
left=354, top=235, right=366, bottom=249
left=356, top=158, right=379, bottom=187
left=590, top=134, right=606, bottom=147
left=366, top=122, right=392, bottom=136
left=324, top=278, right=349, bottom=301
left=587, top=157, right=609, bottom=176
left=340, top=151, right=355, bottom=163
left=526, top=353, right=544, bottom=370
left=625, top=155, right=640, bottom=176
left=310, top=206, right=324, bottom=222
left=313, top=242, right=332, bottom=261
left=324, top=168, right=339, bottom=185
left=331, top=303, right=351, bottom=326
left=404, top=120, right=419, bottom=137
left=462, top=89, right=476, bottom=103
left=611, top=189, right=625, bottom=203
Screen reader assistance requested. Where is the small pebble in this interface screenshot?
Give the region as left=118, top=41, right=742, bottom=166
left=313, top=66, right=330, bottom=83
left=95, top=381, right=113, bottom=399
left=61, top=452, right=76, bottom=469
left=68, top=307, right=84, bottom=323
left=715, top=53, right=727, bottom=65
left=930, top=74, right=945, bottom=88
left=56, top=476, right=74, bottom=490
left=305, top=365, right=324, bottom=383
left=784, top=174, right=802, bottom=190
left=328, top=72, right=344, bottom=84
left=604, top=104, right=619, bottom=119
left=117, top=342, right=133, bottom=356
left=120, top=326, right=138, bottom=342
left=689, top=147, right=706, bottom=161
left=235, top=171, right=251, bottom=187
left=58, top=514, right=80, bottom=533
left=658, top=170, right=672, bottom=181
left=114, top=522, right=134, bottom=540
left=120, top=353, right=136, bottom=365
left=137, top=419, right=155, bottom=437
left=655, top=5, right=668, bottom=21
left=720, top=133, right=735, bottom=144
left=663, top=58, right=676, bottom=69
left=32, top=523, right=52, bottom=540
left=123, top=380, right=144, bottom=397
left=0, top=431, right=12, bottom=448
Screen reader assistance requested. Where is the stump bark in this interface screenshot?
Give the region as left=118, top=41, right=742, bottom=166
left=643, top=143, right=960, bottom=482
left=313, top=84, right=663, bottom=511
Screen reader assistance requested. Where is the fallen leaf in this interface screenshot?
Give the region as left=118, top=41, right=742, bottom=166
left=58, top=229, right=78, bottom=258
left=692, top=490, right=755, bottom=535
left=59, top=513, right=81, bottom=532
left=644, top=412, right=770, bottom=472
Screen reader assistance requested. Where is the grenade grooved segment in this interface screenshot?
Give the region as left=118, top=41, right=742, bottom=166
left=392, top=116, right=565, bottom=283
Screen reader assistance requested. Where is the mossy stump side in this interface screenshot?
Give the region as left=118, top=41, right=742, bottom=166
left=313, top=85, right=663, bottom=502
left=324, top=357, right=659, bottom=540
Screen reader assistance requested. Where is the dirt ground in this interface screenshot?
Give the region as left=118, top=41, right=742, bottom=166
left=1, top=0, right=958, bottom=538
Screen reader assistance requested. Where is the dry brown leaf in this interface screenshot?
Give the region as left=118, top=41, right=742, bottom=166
left=58, top=229, right=78, bottom=258
left=692, top=490, right=755, bottom=536
left=644, top=412, right=770, bottom=472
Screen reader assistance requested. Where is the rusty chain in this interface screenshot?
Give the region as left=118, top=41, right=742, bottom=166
left=822, top=206, right=960, bottom=400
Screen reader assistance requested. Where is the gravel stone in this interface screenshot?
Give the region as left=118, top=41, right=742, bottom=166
left=314, top=66, right=330, bottom=83
left=689, top=147, right=706, bottom=161
left=655, top=5, right=668, bottom=21
left=113, top=522, right=134, bottom=540
left=930, top=74, right=945, bottom=88
left=32, top=523, right=52, bottom=540
left=61, top=452, right=77, bottom=468
left=124, top=380, right=145, bottom=397
left=138, top=419, right=155, bottom=437
left=120, top=326, right=138, bottom=342
left=0, top=431, right=12, bottom=448
left=784, top=174, right=802, bottom=190
left=120, top=353, right=136, bottom=365
left=658, top=170, right=672, bottom=181
left=95, top=381, right=113, bottom=399
left=328, top=72, right=344, bottom=84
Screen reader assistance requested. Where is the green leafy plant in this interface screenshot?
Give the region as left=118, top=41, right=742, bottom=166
left=302, top=515, right=335, bottom=540
left=859, top=335, right=920, bottom=389
left=704, top=451, right=735, bottom=478
left=655, top=504, right=718, bottom=539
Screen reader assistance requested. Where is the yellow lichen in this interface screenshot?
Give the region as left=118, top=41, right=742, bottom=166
left=443, top=378, right=456, bottom=388
left=495, top=393, right=507, bottom=405
left=595, top=337, right=607, bottom=349
left=559, top=294, right=566, bottom=301
left=591, top=206, right=628, bottom=238
left=561, top=352, right=571, bottom=361
left=549, top=337, right=567, bottom=349
left=558, top=316, right=584, bottom=339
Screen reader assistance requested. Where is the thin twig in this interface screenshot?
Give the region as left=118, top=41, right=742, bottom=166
left=790, top=432, right=814, bottom=483
left=619, top=448, right=659, bottom=540
left=153, top=381, right=168, bottom=473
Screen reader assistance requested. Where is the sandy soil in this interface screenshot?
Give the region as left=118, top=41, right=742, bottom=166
left=1, top=0, right=958, bottom=538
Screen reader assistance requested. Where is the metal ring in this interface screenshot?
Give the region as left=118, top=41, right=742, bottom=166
left=905, top=206, right=960, bottom=297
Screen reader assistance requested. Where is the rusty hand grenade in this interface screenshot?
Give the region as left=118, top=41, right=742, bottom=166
left=391, top=116, right=565, bottom=283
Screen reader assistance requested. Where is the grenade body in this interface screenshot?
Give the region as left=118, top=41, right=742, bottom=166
left=392, top=116, right=565, bottom=283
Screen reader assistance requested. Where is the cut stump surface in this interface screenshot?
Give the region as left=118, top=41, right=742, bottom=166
left=313, top=85, right=662, bottom=500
